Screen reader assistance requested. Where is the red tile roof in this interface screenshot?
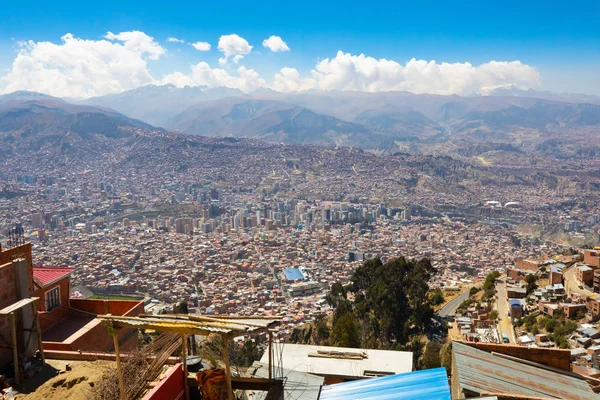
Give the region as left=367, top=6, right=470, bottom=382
left=33, top=267, right=75, bottom=287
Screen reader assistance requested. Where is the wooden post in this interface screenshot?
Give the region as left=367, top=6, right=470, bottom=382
left=268, top=331, right=273, bottom=380
left=181, top=334, right=190, bottom=400
left=113, top=332, right=126, bottom=400
left=10, top=313, right=19, bottom=384
left=31, top=301, right=44, bottom=364
left=222, top=333, right=234, bottom=400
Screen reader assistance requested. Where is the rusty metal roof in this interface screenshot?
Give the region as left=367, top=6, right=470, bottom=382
left=99, top=314, right=281, bottom=336
left=453, top=342, right=597, bottom=400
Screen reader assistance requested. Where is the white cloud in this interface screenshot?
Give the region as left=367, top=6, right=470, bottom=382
left=104, top=31, right=165, bottom=60
left=0, top=32, right=163, bottom=98
left=309, top=51, right=540, bottom=95
left=273, top=67, right=316, bottom=92
left=162, top=62, right=267, bottom=92
left=191, top=41, right=211, bottom=51
left=167, top=37, right=185, bottom=43
left=262, top=35, right=290, bottom=52
left=217, top=34, right=252, bottom=64
left=0, top=31, right=541, bottom=98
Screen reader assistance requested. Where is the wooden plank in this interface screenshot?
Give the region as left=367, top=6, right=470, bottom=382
left=181, top=334, right=190, bottom=400
left=0, top=297, right=40, bottom=315
left=10, top=313, right=19, bottom=384
left=113, top=333, right=126, bottom=400
left=231, top=377, right=283, bottom=391
left=31, top=301, right=44, bottom=364
left=222, top=333, right=234, bottom=400
left=268, top=332, right=273, bottom=380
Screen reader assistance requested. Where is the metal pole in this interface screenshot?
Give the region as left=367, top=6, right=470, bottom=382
left=113, top=333, right=126, bottom=400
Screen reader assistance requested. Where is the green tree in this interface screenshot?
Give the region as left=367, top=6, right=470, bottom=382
left=350, top=257, right=435, bottom=345
left=432, top=289, right=445, bottom=306
left=330, top=313, right=361, bottom=348
left=420, top=341, right=442, bottom=370
left=327, top=282, right=347, bottom=308
left=440, top=342, right=453, bottom=375
left=488, top=310, right=499, bottom=321
left=173, top=300, right=189, bottom=314
left=525, top=274, right=538, bottom=295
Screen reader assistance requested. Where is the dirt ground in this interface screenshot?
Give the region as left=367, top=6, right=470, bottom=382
left=12, top=359, right=112, bottom=400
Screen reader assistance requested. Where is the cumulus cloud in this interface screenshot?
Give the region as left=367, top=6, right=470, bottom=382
left=217, top=34, right=252, bottom=64
left=273, top=67, right=316, bottom=92
left=0, top=31, right=541, bottom=98
left=262, top=35, right=290, bottom=52
left=309, top=51, right=540, bottom=95
left=0, top=32, right=163, bottom=98
left=191, top=41, right=211, bottom=51
left=162, top=62, right=266, bottom=92
left=104, top=31, right=165, bottom=60
left=167, top=37, right=185, bottom=43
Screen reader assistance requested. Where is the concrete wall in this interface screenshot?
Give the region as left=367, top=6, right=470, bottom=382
left=464, top=342, right=571, bottom=371
left=142, top=363, right=184, bottom=400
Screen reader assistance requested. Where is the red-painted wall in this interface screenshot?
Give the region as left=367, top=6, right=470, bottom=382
left=41, top=299, right=144, bottom=353
left=142, top=363, right=184, bottom=400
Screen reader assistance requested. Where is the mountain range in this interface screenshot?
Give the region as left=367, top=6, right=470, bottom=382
left=2, top=86, right=600, bottom=161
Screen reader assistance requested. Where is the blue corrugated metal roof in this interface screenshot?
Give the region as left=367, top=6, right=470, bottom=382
left=318, top=367, right=451, bottom=400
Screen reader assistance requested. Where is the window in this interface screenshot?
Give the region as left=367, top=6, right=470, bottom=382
left=45, top=286, right=60, bottom=311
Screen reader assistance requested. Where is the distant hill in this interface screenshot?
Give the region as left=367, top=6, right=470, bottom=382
left=79, top=84, right=247, bottom=127
left=6, top=86, right=600, bottom=159
left=0, top=96, right=158, bottom=158
left=163, top=98, right=390, bottom=148
left=485, top=86, right=600, bottom=105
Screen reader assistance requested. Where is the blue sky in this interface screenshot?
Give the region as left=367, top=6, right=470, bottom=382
left=0, top=0, right=598, bottom=97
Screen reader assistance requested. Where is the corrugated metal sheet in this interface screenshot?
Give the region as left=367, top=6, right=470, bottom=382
left=99, top=315, right=280, bottom=336
left=453, top=342, right=596, bottom=400
left=319, top=367, right=451, bottom=400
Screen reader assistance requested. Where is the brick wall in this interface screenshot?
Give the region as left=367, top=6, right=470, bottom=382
left=515, top=259, right=540, bottom=272
left=69, top=299, right=144, bottom=316
left=463, top=342, right=571, bottom=371
left=43, top=299, right=145, bottom=353
left=0, top=243, right=33, bottom=294
left=32, top=277, right=71, bottom=312
left=0, top=262, right=16, bottom=369
left=584, top=251, right=600, bottom=268
left=0, top=243, right=34, bottom=370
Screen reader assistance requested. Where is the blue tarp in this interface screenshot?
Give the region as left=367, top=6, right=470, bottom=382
left=283, top=267, right=304, bottom=280
left=318, top=367, right=451, bottom=400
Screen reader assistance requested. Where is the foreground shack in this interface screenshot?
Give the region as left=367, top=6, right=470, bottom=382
left=100, top=313, right=282, bottom=400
